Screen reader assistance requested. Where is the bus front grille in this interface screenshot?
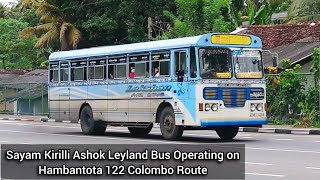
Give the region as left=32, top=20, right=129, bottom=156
left=203, top=87, right=247, bottom=107
left=222, top=88, right=246, bottom=107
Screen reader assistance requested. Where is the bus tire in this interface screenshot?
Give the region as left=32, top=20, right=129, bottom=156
left=128, top=123, right=153, bottom=136
left=215, top=126, right=239, bottom=140
left=160, top=107, right=183, bottom=140
left=80, top=106, right=106, bottom=135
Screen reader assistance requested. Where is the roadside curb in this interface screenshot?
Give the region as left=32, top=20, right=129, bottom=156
left=239, top=127, right=320, bottom=135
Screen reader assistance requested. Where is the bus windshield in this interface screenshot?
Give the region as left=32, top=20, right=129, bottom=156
left=199, top=48, right=232, bottom=79
left=234, top=50, right=263, bottom=79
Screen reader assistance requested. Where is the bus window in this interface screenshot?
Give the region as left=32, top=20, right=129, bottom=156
left=190, top=47, right=197, bottom=78
left=73, top=68, right=84, bottom=81
left=116, top=64, right=126, bottom=79
left=199, top=48, right=232, bottom=79
left=129, top=64, right=135, bottom=78
left=108, top=56, right=126, bottom=79
left=71, top=61, right=87, bottom=81
left=108, top=65, right=115, bottom=79
left=174, top=51, right=187, bottom=76
left=60, top=62, right=69, bottom=82
left=151, top=51, right=170, bottom=77
left=129, top=54, right=149, bottom=78
left=49, top=62, right=59, bottom=83
left=88, top=60, right=106, bottom=80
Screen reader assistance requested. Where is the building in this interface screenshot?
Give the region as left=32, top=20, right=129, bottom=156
left=0, top=69, right=48, bottom=115
left=237, top=22, right=320, bottom=72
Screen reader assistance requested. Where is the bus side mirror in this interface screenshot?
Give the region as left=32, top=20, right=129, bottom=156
left=177, top=70, right=184, bottom=82
left=272, top=56, right=278, bottom=67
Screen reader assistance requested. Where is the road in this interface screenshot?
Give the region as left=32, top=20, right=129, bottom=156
left=0, top=120, right=320, bottom=180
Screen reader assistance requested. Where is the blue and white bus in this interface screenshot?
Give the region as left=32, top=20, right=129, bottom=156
left=48, top=33, right=268, bottom=140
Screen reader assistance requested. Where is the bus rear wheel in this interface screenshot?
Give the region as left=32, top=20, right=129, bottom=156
left=80, top=106, right=106, bottom=135
left=215, top=126, right=239, bottom=140
left=128, top=123, right=153, bottom=136
left=160, top=107, right=183, bottom=140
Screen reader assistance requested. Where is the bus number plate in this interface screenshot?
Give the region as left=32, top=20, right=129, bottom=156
left=250, top=113, right=264, bottom=117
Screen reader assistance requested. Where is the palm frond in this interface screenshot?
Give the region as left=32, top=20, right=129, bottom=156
left=68, top=25, right=81, bottom=49
left=20, top=23, right=55, bottom=38
left=34, top=27, right=59, bottom=48
left=36, top=0, right=63, bottom=23
left=60, top=23, right=81, bottom=50
left=19, top=0, right=40, bottom=9
left=60, top=22, right=71, bottom=50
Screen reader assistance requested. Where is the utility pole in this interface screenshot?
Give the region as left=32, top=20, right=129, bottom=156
left=148, top=17, right=153, bottom=41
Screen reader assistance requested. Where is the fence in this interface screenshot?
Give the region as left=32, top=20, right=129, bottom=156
left=0, top=83, right=48, bottom=115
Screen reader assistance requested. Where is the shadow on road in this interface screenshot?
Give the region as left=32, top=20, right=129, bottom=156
left=60, top=131, right=256, bottom=144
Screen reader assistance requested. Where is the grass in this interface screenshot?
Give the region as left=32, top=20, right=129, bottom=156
left=313, top=120, right=320, bottom=128
left=268, top=119, right=294, bottom=125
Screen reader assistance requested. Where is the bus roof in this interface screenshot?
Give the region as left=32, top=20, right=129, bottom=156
left=49, top=33, right=262, bottom=61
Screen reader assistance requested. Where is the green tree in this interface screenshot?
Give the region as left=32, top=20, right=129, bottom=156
left=20, top=0, right=81, bottom=51
left=159, top=0, right=232, bottom=39
left=71, top=0, right=175, bottom=47
left=0, top=18, right=42, bottom=69
left=288, top=0, right=320, bottom=22
left=244, top=0, right=291, bottom=25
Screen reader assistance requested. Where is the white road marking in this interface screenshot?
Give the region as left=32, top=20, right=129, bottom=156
left=274, top=139, right=294, bottom=141
left=305, top=167, right=320, bottom=170
left=240, top=136, right=253, bottom=139
left=0, top=140, right=9, bottom=143
left=245, top=162, right=273, bottom=166
left=245, top=172, right=285, bottom=177
left=0, top=130, right=190, bottom=144
left=315, top=141, right=320, bottom=143
left=247, top=147, right=320, bottom=154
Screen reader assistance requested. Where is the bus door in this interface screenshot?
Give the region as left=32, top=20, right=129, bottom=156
left=58, top=61, right=70, bottom=122
left=173, top=49, right=189, bottom=99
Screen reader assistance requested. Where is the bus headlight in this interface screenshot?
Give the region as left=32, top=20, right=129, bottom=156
left=211, top=104, right=218, bottom=111
left=257, top=104, right=263, bottom=111
left=205, top=104, right=210, bottom=111
left=250, top=104, right=256, bottom=111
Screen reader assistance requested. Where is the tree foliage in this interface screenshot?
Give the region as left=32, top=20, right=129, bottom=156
left=0, top=18, right=43, bottom=69
left=288, top=0, right=320, bottom=22
left=159, top=0, right=232, bottom=39
left=20, top=0, right=81, bottom=51
left=267, top=58, right=319, bottom=126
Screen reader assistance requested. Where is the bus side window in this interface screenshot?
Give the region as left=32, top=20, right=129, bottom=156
left=174, top=51, right=187, bottom=76
left=190, top=47, right=197, bottom=78
left=151, top=51, right=170, bottom=77
left=60, top=62, right=69, bottom=82
left=128, top=54, right=149, bottom=78
left=108, top=65, right=115, bottom=79
left=71, top=61, right=86, bottom=81
left=88, top=59, right=106, bottom=80
left=108, top=55, right=126, bottom=79
left=49, top=69, right=58, bottom=83
left=49, top=62, right=59, bottom=83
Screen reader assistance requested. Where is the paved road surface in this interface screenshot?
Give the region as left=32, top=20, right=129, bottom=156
left=0, top=120, right=320, bottom=180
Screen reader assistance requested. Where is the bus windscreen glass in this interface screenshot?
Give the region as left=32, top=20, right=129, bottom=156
left=234, top=50, right=263, bottom=79
left=199, top=48, right=232, bottom=79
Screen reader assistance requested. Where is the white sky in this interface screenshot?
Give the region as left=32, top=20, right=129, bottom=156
left=0, top=0, right=18, bottom=6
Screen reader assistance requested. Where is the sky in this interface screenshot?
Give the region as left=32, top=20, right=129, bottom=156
left=0, top=0, right=18, bottom=6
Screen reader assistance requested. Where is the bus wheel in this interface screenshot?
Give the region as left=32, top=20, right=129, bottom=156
left=160, top=107, right=183, bottom=140
left=80, top=106, right=106, bottom=135
left=215, top=126, right=239, bottom=140
left=128, top=123, right=153, bottom=136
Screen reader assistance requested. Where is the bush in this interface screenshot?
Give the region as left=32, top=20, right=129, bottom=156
left=267, top=55, right=320, bottom=127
